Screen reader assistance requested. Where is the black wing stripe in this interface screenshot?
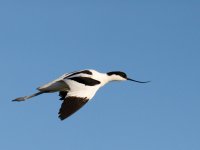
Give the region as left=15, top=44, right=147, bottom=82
left=58, top=96, right=89, bottom=120
left=66, top=70, right=92, bottom=78
left=69, top=77, right=101, bottom=86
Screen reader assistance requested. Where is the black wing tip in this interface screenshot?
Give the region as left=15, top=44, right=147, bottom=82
left=58, top=115, right=65, bottom=121
left=58, top=96, right=89, bottom=121
left=58, top=112, right=68, bottom=121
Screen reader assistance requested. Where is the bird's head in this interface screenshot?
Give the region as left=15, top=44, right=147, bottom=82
left=107, top=71, right=150, bottom=83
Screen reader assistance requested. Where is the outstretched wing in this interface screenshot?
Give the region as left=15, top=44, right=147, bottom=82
left=37, top=70, right=93, bottom=92
left=58, top=96, right=89, bottom=120
left=57, top=69, right=100, bottom=120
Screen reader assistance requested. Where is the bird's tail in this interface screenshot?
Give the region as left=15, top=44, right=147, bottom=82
left=12, top=91, right=44, bottom=102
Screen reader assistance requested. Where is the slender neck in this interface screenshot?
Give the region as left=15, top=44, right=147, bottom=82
left=104, top=74, right=126, bottom=84
left=104, top=74, right=120, bottom=83
left=99, top=74, right=114, bottom=86
left=92, top=72, right=122, bottom=87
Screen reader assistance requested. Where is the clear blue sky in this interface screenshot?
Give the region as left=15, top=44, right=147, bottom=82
left=0, top=1, right=200, bottom=150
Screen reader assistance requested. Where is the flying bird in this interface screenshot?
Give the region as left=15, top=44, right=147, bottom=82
left=13, top=69, right=149, bottom=120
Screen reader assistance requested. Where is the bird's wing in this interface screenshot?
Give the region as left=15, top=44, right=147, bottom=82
left=58, top=85, right=99, bottom=120
left=57, top=70, right=100, bottom=120
left=63, top=70, right=93, bottom=79
left=37, top=70, right=93, bottom=92
left=58, top=96, right=89, bottom=120
left=37, top=80, right=70, bottom=92
left=57, top=78, right=100, bottom=120
left=37, top=73, right=71, bottom=92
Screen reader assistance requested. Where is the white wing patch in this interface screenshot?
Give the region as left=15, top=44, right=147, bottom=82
left=63, top=79, right=100, bottom=99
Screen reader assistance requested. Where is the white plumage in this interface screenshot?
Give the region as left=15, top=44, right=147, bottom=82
left=13, top=69, right=149, bottom=120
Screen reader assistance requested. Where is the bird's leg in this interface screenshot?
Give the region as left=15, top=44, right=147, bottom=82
left=59, top=91, right=68, bottom=100
left=12, top=91, right=44, bottom=102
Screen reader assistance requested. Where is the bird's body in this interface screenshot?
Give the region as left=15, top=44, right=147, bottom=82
left=38, top=70, right=110, bottom=99
left=13, top=69, right=149, bottom=120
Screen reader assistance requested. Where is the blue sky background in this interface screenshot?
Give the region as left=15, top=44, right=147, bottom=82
left=0, top=1, right=200, bottom=150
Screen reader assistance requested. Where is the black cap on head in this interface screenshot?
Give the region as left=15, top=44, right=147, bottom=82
left=107, top=71, right=150, bottom=83
left=107, top=71, right=127, bottom=79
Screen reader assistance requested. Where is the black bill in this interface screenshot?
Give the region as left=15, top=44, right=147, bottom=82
left=127, top=78, right=150, bottom=83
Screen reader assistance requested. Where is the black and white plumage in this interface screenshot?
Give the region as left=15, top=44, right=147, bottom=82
left=13, top=69, right=149, bottom=120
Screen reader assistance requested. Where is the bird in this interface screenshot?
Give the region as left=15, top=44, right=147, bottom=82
left=13, top=69, right=149, bottom=120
